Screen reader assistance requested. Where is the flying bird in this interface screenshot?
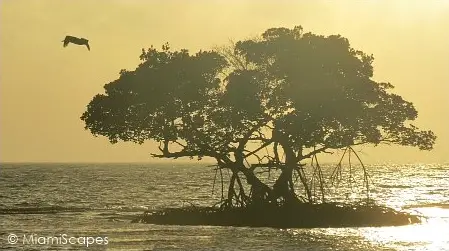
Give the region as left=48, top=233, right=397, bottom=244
left=62, top=35, right=90, bottom=51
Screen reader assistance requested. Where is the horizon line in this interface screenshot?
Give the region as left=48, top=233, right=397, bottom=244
left=1, top=161, right=447, bottom=165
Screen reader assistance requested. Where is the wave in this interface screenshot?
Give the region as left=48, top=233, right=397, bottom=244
left=377, top=184, right=412, bottom=188
left=403, top=203, right=449, bottom=209
left=0, top=206, right=90, bottom=215
left=0, top=204, right=151, bottom=215
left=103, top=205, right=150, bottom=212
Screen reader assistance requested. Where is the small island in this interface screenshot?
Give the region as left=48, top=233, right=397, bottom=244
left=134, top=203, right=421, bottom=228
left=81, top=26, right=435, bottom=228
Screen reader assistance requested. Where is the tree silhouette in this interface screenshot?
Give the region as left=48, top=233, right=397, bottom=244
left=81, top=27, right=436, bottom=209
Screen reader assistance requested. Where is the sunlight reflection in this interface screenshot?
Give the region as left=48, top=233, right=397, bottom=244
left=361, top=207, right=449, bottom=251
left=286, top=207, right=449, bottom=251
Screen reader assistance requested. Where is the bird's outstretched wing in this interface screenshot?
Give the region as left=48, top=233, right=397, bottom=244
left=62, top=36, right=69, bottom=47
left=62, top=36, right=73, bottom=47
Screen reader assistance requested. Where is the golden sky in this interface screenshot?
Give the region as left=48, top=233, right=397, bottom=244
left=1, top=0, right=448, bottom=163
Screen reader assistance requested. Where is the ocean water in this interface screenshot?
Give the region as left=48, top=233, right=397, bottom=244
left=1, top=163, right=448, bottom=251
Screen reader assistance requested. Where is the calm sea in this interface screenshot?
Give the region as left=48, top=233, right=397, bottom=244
left=1, top=163, right=448, bottom=251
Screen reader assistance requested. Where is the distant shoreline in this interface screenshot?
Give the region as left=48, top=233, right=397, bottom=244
left=2, top=161, right=447, bottom=165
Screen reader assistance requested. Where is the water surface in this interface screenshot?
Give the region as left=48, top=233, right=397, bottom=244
left=1, top=163, right=448, bottom=250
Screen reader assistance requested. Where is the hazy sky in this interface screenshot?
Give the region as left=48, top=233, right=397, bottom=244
left=1, top=0, right=448, bottom=163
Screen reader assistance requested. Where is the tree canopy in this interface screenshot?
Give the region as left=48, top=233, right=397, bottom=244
left=81, top=26, right=436, bottom=207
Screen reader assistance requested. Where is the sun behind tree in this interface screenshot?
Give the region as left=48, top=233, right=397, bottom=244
left=81, top=26, right=436, bottom=227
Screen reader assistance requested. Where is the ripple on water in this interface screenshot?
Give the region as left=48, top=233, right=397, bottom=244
left=1, top=163, right=448, bottom=251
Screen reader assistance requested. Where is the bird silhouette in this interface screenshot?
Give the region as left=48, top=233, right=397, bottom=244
left=62, top=35, right=90, bottom=51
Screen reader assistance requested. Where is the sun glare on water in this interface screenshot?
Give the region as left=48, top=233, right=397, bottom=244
left=362, top=207, right=449, bottom=251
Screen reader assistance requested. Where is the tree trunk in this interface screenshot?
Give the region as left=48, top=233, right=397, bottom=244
left=273, top=139, right=313, bottom=203
left=235, top=163, right=276, bottom=204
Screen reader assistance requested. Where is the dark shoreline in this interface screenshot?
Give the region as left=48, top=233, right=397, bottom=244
left=134, top=203, right=422, bottom=228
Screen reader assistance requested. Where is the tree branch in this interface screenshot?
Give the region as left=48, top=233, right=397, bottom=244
left=299, top=146, right=328, bottom=161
